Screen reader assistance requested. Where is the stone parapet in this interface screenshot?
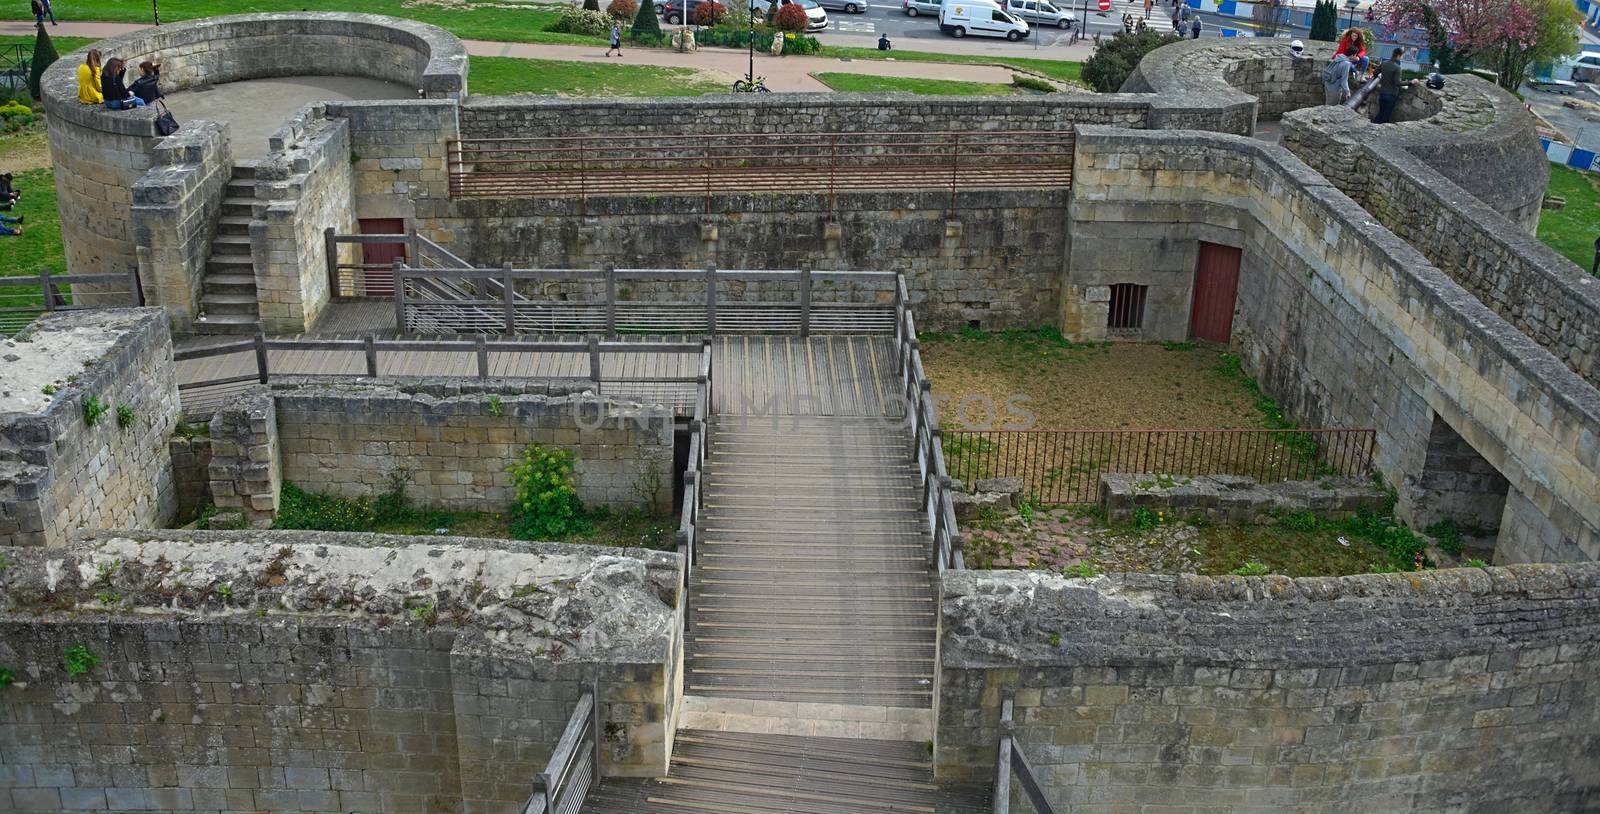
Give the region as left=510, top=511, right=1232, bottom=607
left=1097, top=473, right=1388, bottom=523
left=206, top=388, right=280, bottom=527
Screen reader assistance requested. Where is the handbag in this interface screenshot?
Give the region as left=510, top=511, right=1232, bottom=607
left=153, top=99, right=179, bottom=137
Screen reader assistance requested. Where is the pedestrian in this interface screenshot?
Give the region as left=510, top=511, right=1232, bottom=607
left=29, top=0, right=45, bottom=24
left=1321, top=51, right=1354, bottom=106
left=130, top=60, right=162, bottom=104
left=76, top=49, right=102, bottom=105
left=41, top=0, right=54, bottom=24
left=605, top=23, right=622, bottom=57
left=100, top=57, right=146, bottom=110
left=1374, top=47, right=1403, bottom=123
left=877, top=32, right=892, bottom=50
left=1189, top=15, right=1200, bottom=38
left=1142, top=0, right=1151, bottom=17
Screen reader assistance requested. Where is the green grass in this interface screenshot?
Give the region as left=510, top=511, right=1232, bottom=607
left=819, top=45, right=1083, bottom=84
left=813, top=72, right=1015, bottom=96
left=1538, top=164, right=1600, bottom=275
left=469, top=55, right=724, bottom=97
left=0, top=33, right=94, bottom=52
left=0, top=167, right=64, bottom=302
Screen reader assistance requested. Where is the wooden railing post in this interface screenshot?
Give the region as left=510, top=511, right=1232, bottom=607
left=407, top=228, right=420, bottom=267
left=590, top=678, right=603, bottom=784
left=252, top=333, right=269, bottom=385
left=502, top=262, right=516, bottom=335
left=392, top=259, right=407, bottom=333
left=475, top=335, right=489, bottom=379
left=704, top=262, right=717, bottom=336
left=604, top=263, right=617, bottom=338
left=363, top=335, right=378, bottom=377
left=798, top=264, right=812, bottom=338
left=38, top=268, right=54, bottom=311
left=588, top=337, right=601, bottom=384
left=324, top=227, right=339, bottom=298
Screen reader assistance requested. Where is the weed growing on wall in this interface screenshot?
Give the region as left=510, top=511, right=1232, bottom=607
left=81, top=395, right=107, bottom=427
left=115, top=404, right=135, bottom=431
left=0, top=667, right=14, bottom=689
left=509, top=444, right=591, bottom=540
left=1232, top=560, right=1270, bottom=576
left=62, top=644, right=98, bottom=678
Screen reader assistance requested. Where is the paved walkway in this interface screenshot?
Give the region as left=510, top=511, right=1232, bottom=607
left=0, top=20, right=1077, bottom=93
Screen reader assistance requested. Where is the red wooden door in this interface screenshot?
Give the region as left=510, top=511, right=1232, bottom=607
left=358, top=218, right=407, bottom=297
left=1189, top=242, right=1241, bottom=343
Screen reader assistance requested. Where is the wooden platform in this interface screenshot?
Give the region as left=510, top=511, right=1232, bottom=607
left=711, top=335, right=904, bottom=417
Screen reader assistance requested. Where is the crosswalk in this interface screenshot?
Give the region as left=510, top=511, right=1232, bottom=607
left=833, top=18, right=877, bottom=31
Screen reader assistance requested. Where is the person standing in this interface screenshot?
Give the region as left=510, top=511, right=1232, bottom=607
left=1374, top=47, right=1403, bottom=123
left=1322, top=52, right=1354, bottom=106
left=1189, top=14, right=1201, bottom=38
left=605, top=23, right=623, bottom=57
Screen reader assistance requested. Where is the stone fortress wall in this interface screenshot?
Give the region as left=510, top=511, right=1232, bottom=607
left=0, top=310, right=179, bottom=547
left=0, top=530, right=684, bottom=813
left=936, top=567, right=1600, bottom=812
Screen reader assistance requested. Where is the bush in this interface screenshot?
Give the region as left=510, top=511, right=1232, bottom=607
left=274, top=483, right=377, bottom=532
left=509, top=444, right=591, bottom=540
left=1080, top=29, right=1180, bottom=93
left=632, top=0, right=663, bottom=37
left=774, top=3, right=809, bottom=32
left=1011, top=74, right=1056, bottom=93
left=782, top=32, right=821, bottom=54
left=691, top=1, right=728, bottom=25
left=545, top=7, right=616, bottom=35
left=607, top=0, right=639, bottom=21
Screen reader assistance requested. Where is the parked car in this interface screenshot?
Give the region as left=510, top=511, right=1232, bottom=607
left=815, top=0, right=869, bottom=13
left=750, top=0, right=830, bottom=31
left=660, top=0, right=728, bottom=24
left=1005, top=0, right=1073, bottom=28
left=940, top=0, right=1029, bottom=39
left=903, top=0, right=943, bottom=16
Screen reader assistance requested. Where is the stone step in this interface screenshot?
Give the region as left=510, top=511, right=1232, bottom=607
left=206, top=255, right=253, bottom=274
left=224, top=180, right=256, bottom=198
left=200, top=293, right=260, bottom=317
left=203, top=273, right=257, bottom=296
left=231, top=164, right=258, bottom=180
left=220, top=197, right=255, bottom=217
left=214, top=216, right=252, bottom=236
left=675, top=699, right=935, bottom=743
left=192, top=312, right=261, bottom=335
left=209, top=235, right=252, bottom=255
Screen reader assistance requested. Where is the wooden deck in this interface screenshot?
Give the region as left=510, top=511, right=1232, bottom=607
left=711, top=335, right=904, bottom=417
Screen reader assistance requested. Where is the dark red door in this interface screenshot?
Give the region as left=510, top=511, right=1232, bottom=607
left=358, top=218, right=407, bottom=297
left=1189, top=242, right=1241, bottom=343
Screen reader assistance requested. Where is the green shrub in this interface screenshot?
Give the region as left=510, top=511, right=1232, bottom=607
left=1063, top=562, right=1099, bottom=578
left=1131, top=506, right=1158, bottom=530
left=274, top=483, right=376, bottom=532
left=1080, top=30, right=1180, bottom=93
left=584, top=0, right=601, bottom=9
left=632, top=0, right=663, bottom=37
left=1232, top=560, right=1270, bottom=577
left=1424, top=519, right=1465, bottom=555
left=1281, top=511, right=1321, bottom=532
left=1011, top=74, right=1055, bottom=93
left=781, top=32, right=822, bottom=55
left=607, top=0, right=639, bottom=21
left=62, top=644, right=98, bottom=678
left=509, top=444, right=591, bottom=540
left=27, top=23, right=57, bottom=101
left=546, top=7, right=616, bottom=35
left=115, top=404, right=135, bottom=431
left=774, top=4, right=809, bottom=32
left=82, top=395, right=107, bottom=427
left=1464, top=558, right=1489, bottom=568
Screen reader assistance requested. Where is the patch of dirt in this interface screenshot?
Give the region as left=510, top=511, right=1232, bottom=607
left=920, top=335, right=1265, bottom=430
left=0, top=130, right=51, bottom=173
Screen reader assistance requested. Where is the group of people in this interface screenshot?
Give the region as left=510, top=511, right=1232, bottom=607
left=28, top=0, right=56, bottom=25
left=74, top=49, right=163, bottom=110
left=1312, top=29, right=1412, bottom=124
left=0, top=173, right=26, bottom=237
left=1169, top=3, right=1202, bottom=38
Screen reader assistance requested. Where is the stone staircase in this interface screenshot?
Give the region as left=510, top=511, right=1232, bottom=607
left=194, top=166, right=259, bottom=335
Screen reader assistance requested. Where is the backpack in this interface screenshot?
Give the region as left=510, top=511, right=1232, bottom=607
left=1322, top=59, right=1342, bottom=84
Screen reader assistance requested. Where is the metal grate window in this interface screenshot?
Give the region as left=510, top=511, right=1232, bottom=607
left=1107, top=283, right=1147, bottom=333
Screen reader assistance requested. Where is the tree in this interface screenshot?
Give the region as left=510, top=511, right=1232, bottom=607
left=1481, top=0, right=1579, bottom=89
left=1372, top=0, right=1579, bottom=88
left=1310, top=0, right=1339, bottom=41
left=691, top=0, right=727, bottom=24
left=583, top=0, right=601, bottom=11
left=27, top=22, right=58, bottom=101
left=1080, top=30, right=1181, bottom=93
left=631, top=0, right=662, bottom=37
left=774, top=3, right=809, bottom=32
left=607, top=0, right=639, bottom=21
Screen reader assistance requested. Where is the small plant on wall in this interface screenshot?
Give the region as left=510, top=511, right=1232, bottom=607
left=509, top=444, right=591, bottom=540
left=62, top=644, right=98, bottom=678
left=82, top=395, right=108, bottom=427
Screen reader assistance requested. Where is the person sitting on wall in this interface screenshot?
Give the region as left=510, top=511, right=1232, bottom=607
left=129, top=61, right=163, bottom=104
left=878, top=32, right=891, bottom=50
left=76, top=49, right=103, bottom=106
left=100, top=58, right=146, bottom=111
left=1334, top=28, right=1367, bottom=75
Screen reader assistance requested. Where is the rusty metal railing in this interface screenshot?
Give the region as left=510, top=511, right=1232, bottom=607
left=447, top=130, right=1075, bottom=217
left=944, top=427, right=1377, bottom=505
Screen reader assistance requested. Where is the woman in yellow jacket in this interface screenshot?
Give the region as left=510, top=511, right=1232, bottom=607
left=76, top=50, right=102, bottom=105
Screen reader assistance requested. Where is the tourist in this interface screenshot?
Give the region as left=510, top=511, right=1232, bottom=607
left=1334, top=28, right=1366, bottom=75
left=1374, top=47, right=1403, bottom=123
left=100, top=58, right=146, bottom=110
left=605, top=23, right=622, bottom=57
left=130, top=61, right=163, bottom=104
left=1321, top=52, right=1354, bottom=106
left=76, top=49, right=102, bottom=105
left=877, top=33, right=892, bottom=50
left=1189, top=15, right=1200, bottom=38
left=29, top=0, right=53, bottom=25
left=0, top=172, right=19, bottom=206
left=0, top=212, right=23, bottom=237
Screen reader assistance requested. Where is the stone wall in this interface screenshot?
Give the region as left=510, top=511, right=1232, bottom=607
left=131, top=122, right=234, bottom=333
left=168, top=434, right=213, bottom=523
left=1283, top=104, right=1596, bottom=388
left=1067, top=127, right=1600, bottom=563
left=207, top=389, right=281, bottom=528
left=40, top=13, right=467, bottom=281
left=936, top=567, right=1600, bottom=811
left=249, top=110, right=357, bottom=333
left=0, top=529, right=682, bottom=812
left=273, top=380, right=675, bottom=515
left=0, top=310, right=179, bottom=547
left=1097, top=474, right=1387, bottom=523
left=330, top=100, right=458, bottom=226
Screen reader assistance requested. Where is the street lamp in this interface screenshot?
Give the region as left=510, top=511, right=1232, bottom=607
left=1344, top=0, right=1357, bottom=30
left=747, top=0, right=757, bottom=86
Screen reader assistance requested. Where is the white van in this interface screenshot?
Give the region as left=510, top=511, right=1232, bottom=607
left=940, top=0, right=1030, bottom=39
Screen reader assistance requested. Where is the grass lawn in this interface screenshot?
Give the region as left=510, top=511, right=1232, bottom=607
left=819, top=45, right=1083, bottom=84
left=469, top=55, right=726, bottom=97
left=1538, top=164, right=1600, bottom=274
left=813, top=71, right=1015, bottom=95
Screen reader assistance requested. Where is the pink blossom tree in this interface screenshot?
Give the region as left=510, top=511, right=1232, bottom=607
left=1370, top=0, right=1578, bottom=88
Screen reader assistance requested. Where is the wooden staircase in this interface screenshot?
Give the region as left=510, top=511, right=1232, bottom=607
left=194, top=166, right=259, bottom=335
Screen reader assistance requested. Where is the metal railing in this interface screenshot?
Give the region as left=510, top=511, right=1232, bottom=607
left=397, top=264, right=899, bottom=336
left=0, top=269, right=143, bottom=335
left=0, top=43, right=29, bottom=90
left=173, top=333, right=705, bottom=415
left=943, top=427, right=1378, bottom=505
left=675, top=342, right=712, bottom=621
left=447, top=130, right=1075, bottom=217
left=522, top=683, right=600, bottom=814
left=894, top=275, right=963, bottom=573
left=993, top=695, right=1057, bottom=814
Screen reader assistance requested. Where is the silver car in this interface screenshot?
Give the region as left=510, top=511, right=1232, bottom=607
left=1005, top=0, right=1074, bottom=27
left=903, top=0, right=942, bottom=15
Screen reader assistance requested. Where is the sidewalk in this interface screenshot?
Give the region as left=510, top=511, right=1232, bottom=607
left=0, top=20, right=1080, bottom=93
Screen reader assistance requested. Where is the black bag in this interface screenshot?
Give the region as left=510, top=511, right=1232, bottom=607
left=153, top=100, right=179, bottom=137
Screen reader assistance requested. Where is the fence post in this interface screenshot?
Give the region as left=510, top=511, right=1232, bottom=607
left=252, top=333, right=269, bottom=385
left=502, top=262, right=516, bottom=335
left=363, top=335, right=378, bottom=378
left=948, top=132, right=961, bottom=213
left=704, top=262, right=717, bottom=336
left=324, top=227, right=339, bottom=298
left=476, top=335, right=489, bottom=379
left=590, top=678, right=603, bottom=784
left=392, top=259, right=406, bottom=333
left=407, top=229, right=420, bottom=267
left=604, top=264, right=617, bottom=338
left=588, top=336, right=601, bottom=384
left=798, top=264, right=812, bottom=338
left=38, top=268, right=54, bottom=311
